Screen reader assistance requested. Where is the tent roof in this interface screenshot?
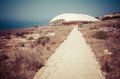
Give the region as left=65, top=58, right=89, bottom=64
left=50, top=13, right=99, bottom=22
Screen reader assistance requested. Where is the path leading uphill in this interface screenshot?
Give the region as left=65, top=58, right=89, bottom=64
left=34, top=26, right=105, bottom=79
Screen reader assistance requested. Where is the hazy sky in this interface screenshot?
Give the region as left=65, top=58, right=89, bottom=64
left=0, top=0, right=120, bottom=21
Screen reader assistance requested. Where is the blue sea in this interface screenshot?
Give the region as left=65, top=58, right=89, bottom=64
left=0, top=20, right=49, bottom=30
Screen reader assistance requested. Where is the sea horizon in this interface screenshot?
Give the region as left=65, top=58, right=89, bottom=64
left=0, top=19, right=49, bottom=30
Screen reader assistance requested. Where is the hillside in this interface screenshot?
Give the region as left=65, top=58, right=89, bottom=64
left=99, top=12, right=120, bottom=21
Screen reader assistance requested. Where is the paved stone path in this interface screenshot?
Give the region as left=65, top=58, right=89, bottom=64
left=34, top=26, right=105, bottom=79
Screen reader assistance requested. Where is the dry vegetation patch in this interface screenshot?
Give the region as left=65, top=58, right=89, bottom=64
left=79, top=20, right=120, bottom=79
left=0, top=25, right=73, bottom=79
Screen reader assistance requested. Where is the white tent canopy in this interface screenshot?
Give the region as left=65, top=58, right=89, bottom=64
left=50, top=13, right=99, bottom=22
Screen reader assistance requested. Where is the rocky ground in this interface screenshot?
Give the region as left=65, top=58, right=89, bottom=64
left=79, top=13, right=120, bottom=79
left=0, top=25, right=73, bottom=79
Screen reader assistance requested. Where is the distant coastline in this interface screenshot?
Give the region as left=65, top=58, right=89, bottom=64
left=0, top=20, right=48, bottom=30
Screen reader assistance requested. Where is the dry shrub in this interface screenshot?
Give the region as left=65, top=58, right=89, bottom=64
left=93, top=31, right=108, bottom=39
left=0, top=48, right=44, bottom=79
left=105, top=48, right=120, bottom=79
left=37, top=36, right=50, bottom=46
left=28, top=36, right=34, bottom=40
left=0, top=55, right=9, bottom=62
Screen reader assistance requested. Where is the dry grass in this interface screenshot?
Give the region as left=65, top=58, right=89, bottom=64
left=79, top=20, right=120, bottom=79
left=0, top=25, right=73, bottom=79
